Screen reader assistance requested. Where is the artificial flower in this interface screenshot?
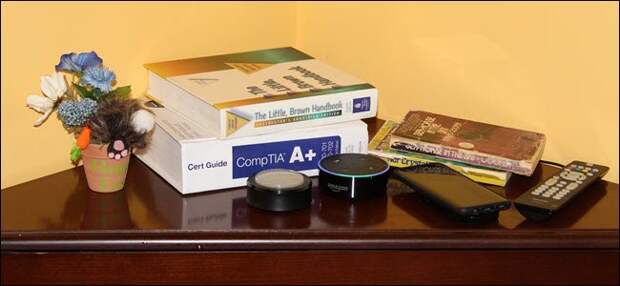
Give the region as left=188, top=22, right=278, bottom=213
left=80, top=65, right=115, bottom=93
left=26, top=72, right=68, bottom=126
left=55, top=51, right=102, bottom=73
left=26, top=52, right=155, bottom=165
left=57, top=98, right=98, bottom=126
left=130, top=109, right=155, bottom=134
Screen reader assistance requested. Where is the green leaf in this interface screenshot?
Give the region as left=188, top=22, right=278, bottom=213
left=70, top=144, right=81, bottom=164
left=73, top=83, right=95, bottom=100
left=111, top=85, right=131, bottom=98
left=92, top=88, right=104, bottom=100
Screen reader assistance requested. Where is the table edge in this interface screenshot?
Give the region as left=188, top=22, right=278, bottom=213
left=2, top=228, right=618, bottom=251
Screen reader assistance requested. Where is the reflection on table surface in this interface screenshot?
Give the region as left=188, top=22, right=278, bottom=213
left=1, top=158, right=617, bottom=232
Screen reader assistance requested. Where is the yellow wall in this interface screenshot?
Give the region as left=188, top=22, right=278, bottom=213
left=298, top=2, right=619, bottom=183
left=2, top=2, right=619, bottom=188
left=1, top=2, right=297, bottom=188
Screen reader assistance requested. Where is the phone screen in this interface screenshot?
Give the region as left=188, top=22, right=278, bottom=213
left=394, top=163, right=508, bottom=209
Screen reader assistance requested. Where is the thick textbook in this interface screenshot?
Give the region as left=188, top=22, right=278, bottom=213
left=389, top=111, right=545, bottom=176
left=144, top=47, right=377, bottom=138
left=136, top=102, right=368, bottom=194
left=369, top=120, right=511, bottom=186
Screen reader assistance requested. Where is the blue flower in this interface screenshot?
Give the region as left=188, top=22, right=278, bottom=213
left=55, top=51, right=103, bottom=73
left=80, top=66, right=116, bottom=93
left=58, top=98, right=98, bottom=126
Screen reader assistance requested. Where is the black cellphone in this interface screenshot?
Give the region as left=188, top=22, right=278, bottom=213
left=392, top=163, right=511, bottom=220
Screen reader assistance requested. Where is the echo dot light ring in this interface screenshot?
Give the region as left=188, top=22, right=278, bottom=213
left=318, top=153, right=390, bottom=200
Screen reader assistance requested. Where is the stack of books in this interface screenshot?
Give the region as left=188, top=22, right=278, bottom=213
left=369, top=111, right=546, bottom=186
left=137, top=47, right=378, bottom=194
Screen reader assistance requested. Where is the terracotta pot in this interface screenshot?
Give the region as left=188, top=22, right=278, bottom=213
left=81, top=144, right=130, bottom=193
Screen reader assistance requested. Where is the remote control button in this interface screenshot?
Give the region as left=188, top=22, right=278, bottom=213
left=593, top=169, right=599, bottom=173
left=586, top=163, right=593, bottom=166
left=584, top=167, right=591, bottom=171
left=552, top=195, right=562, bottom=200
left=587, top=173, right=594, bottom=176
left=545, top=180, right=557, bottom=186
left=542, top=193, right=552, bottom=198
left=560, top=171, right=587, bottom=181
left=566, top=182, right=579, bottom=190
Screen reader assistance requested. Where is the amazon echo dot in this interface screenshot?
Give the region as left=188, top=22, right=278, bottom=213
left=318, top=153, right=390, bottom=200
left=246, top=169, right=312, bottom=212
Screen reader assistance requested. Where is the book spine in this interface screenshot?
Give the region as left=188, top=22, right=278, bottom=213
left=139, top=118, right=369, bottom=195
left=220, top=87, right=378, bottom=138
left=370, top=150, right=509, bottom=186
left=389, top=137, right=532, bottom=175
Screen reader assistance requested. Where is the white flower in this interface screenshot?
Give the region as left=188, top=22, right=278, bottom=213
left=131, top=109, right=155, bottom=134
left=26, top=72, right=67, bottom=126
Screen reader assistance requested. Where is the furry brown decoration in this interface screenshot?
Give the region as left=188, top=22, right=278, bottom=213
left=89, top=95, right=152, bottom=150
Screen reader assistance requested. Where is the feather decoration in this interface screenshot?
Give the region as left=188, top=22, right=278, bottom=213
left=89, top=95, right=152, bottom=150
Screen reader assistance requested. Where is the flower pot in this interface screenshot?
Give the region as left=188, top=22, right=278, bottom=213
left=81, top=144, right=130, bottom=193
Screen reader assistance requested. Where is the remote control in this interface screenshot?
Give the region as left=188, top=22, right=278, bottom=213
left=514, top=161, right=609, bottom=221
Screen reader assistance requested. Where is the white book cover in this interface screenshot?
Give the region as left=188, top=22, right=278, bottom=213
left=145, top=47, right=377, bottom=138
left=135, top=101, right=369, bottom=194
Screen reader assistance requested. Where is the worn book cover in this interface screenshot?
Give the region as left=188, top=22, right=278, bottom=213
left=389, top=111, right=545, bottom=176
left=369, top=120, right=511, bottom=186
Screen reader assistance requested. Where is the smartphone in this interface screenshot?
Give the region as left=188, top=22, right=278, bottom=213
left=392, top=163, right=511, bottom=219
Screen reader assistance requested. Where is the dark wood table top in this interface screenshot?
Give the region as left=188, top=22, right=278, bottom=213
left=2, top=119, right=618, bottom=251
